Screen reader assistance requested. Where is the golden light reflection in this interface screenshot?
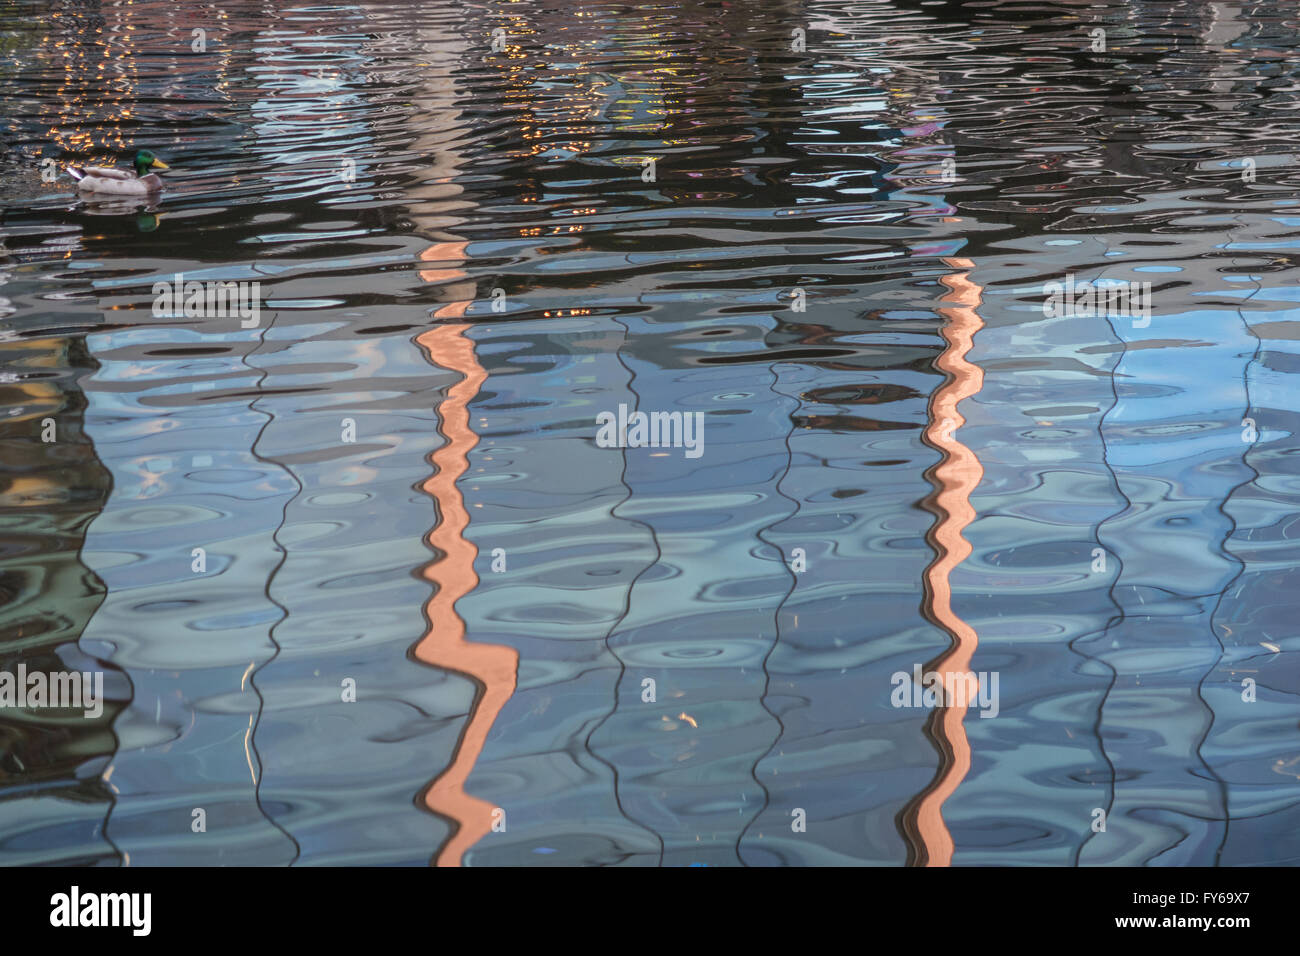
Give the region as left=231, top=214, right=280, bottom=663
left=31, top=6, right=241, bottom=174
left=903, top=256, right=985, bottom=867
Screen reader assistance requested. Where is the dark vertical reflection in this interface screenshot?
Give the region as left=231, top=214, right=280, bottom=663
left=581, top=320, right=669, bottom=867
left=0, top=2, right=139, bottom=866
left=244, top=307, right=306, bottom=865
left=0, top=322, right=125, bottom=865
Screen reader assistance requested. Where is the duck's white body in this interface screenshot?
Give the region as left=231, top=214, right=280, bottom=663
left=68, top=165, right=164, bottom=196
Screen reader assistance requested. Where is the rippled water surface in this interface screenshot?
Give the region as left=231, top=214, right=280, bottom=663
left=1, top=0, right=1298, bottom=866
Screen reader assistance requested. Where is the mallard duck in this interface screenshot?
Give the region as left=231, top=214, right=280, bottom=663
left=67, top=150, right=170, bottom=196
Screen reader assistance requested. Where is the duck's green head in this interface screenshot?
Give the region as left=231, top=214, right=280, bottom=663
left=133, top=149, right=170, bottom=177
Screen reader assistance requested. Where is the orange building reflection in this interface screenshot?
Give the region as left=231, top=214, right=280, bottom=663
left=902, top=257, right=985, bottom=866
left=413, top=243, right=519, bottom=867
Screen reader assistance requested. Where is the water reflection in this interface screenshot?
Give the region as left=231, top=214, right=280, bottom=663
left=0, top=318, right=124, bottom=864
left=903, top=257, right=984, bottom=868
left=415, top=319, right=519, bottom=868
left=1, top=0, right=1298, bottom=866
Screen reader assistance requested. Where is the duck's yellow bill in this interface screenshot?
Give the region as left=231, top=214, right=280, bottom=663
left=151, top=159, right=170, bottom=170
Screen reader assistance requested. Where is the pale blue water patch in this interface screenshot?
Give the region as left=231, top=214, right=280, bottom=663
left=79, top=321, right=299, bottom=864
left=454, top=316, right=663, bottom=867
left=738, top=278, right=948, bottom=866
left=941, top=263, right=1121, bottom=866
left=1201, top=213, right=1300, bottom=866
left=1053, top=246, right=1256, bottom=865
left=583, top=303, right=796, bottom=867
left=245, top=313, right=457, bottom=867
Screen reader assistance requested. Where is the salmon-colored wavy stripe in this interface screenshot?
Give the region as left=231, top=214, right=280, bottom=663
left=414, top=243, right=519, bottom=867
left=903, top=257, right=985, bottom=866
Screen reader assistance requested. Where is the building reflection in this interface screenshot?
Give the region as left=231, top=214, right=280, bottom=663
left=0, top=324, right=122, bottom=863
left=902, top=257, right=985, bottom=867
left=404, top=14, right=519, bottom=864
left=414, top=314, right=519, bottom=867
